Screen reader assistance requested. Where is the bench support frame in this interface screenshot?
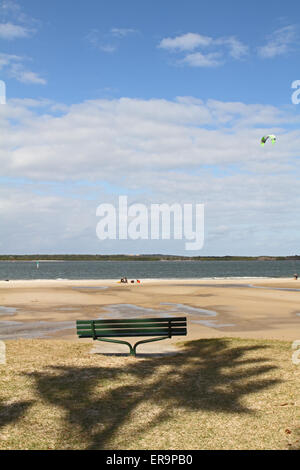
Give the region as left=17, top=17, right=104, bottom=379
left=96, top=336, right=169, bottom=356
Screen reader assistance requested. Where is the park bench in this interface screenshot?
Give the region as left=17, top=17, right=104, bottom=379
left=76, top=317, right=187, bottom=356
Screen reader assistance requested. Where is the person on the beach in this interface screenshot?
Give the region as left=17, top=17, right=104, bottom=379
left=294, top=273, right=298, bottom=280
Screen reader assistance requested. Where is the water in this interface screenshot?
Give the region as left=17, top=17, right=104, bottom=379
left=0, top=320, right=75, bottom=340
left=0, top=306, right=17, bottom=316
left=98, top=303, right=235, bottom=329
left=0, top=302, right=234, bottom=340
left=0, top=259, right=300, bottom=280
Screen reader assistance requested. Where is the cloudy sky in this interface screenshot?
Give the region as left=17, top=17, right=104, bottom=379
left=0, top=0, right=300, bottom=256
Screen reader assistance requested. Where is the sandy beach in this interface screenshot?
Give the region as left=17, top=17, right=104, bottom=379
left=0, top=277, right=299, bottom=348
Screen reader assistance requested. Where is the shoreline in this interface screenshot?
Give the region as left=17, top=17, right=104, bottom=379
left=0, top=276, right=298, bottom=287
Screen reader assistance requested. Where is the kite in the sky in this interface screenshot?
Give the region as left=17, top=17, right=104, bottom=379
left=261, top=134, right=276, bottom=146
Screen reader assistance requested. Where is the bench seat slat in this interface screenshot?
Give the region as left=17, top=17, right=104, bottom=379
left=79, top=329, right=186, bottom=338
left=76, top=321, right=186, bottom=331
left=78, top=327, right=187, bottom=336
left=76, top=317, right=186, bottom=325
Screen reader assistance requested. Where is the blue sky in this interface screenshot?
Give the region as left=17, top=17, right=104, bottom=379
left=0, top=0, right=300, bottom=255
left=3, top=0, right=300, bottom=105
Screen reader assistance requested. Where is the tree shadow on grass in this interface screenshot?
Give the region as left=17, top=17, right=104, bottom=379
left=26, top=338, right=281, bottom=449
left=0, top=399, right=33, bottom=429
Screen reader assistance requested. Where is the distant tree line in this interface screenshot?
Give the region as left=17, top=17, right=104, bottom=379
left=0, top=254, right=299, bottom=261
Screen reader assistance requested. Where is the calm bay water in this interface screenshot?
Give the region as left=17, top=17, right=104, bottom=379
left=0, top=260, right=300, bottom=280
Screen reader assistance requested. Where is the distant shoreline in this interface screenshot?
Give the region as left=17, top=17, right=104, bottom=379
left=0, top=260, right=65, bottom=262
left=0, top=255, right=300, bottom=262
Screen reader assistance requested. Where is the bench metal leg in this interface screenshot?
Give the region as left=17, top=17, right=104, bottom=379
left=96, top=337, right=136, bottom=356
left=96, top=336, right=169, bottom=356
left=132, top=336, right=169, bottom=356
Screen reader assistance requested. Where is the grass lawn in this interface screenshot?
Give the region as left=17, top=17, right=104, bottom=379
left=0, top=337, right=299, bottom=450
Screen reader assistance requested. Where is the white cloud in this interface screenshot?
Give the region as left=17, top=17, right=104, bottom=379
left=9, top=63, right=46, bottom=84
left=216, top=37, right=249, bottom=59
left=0, top=0, right=23, bottom=19
left=85, top=29, right=98, bottom=47
left=86, top=26, right=138, bottom=53
left=0, top=0, right=39, bottom=39
left=159, top=33, right=212, bottom=51
left=182, top=52, right=223, bottom=67
left=0, top=0, right=39, bottom=25
left=158, top=32, right=248, bottom=67
left=0, top=96, right=299, bottom=180
left=258, top=25, right=297, bottom=58
left=0, top=53, right=46, bottom=84
left=0, top=2, right=43, bottom=84
left=0, top=21, right=32, bottom=39
left=1, top=96, right=300, bottom=254
left=99, top=44, right=116, bottom=53
left=110, top=27, right=138, bottom=38
left=0, top=51, right=21, bottom=69
left=86, top=29, right=117, bottom=53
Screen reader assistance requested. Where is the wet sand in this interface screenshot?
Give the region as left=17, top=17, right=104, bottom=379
left=0, top=278, right=299, bottom=349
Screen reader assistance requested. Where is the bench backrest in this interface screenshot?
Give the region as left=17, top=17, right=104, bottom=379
left=76, top=317, right=187, bottom=339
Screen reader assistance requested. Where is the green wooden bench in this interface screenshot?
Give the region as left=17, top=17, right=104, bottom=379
left=76, top=317, right=187, bottom=356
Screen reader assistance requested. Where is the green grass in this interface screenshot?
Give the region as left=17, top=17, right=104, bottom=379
left=0, top=337, right=299, bottom=450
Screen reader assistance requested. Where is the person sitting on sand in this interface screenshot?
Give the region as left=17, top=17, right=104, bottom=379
left=120, top=277, right=128, bottom=283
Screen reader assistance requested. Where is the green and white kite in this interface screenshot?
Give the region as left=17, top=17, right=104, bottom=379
left=261, top=134, right=276, bottom=146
